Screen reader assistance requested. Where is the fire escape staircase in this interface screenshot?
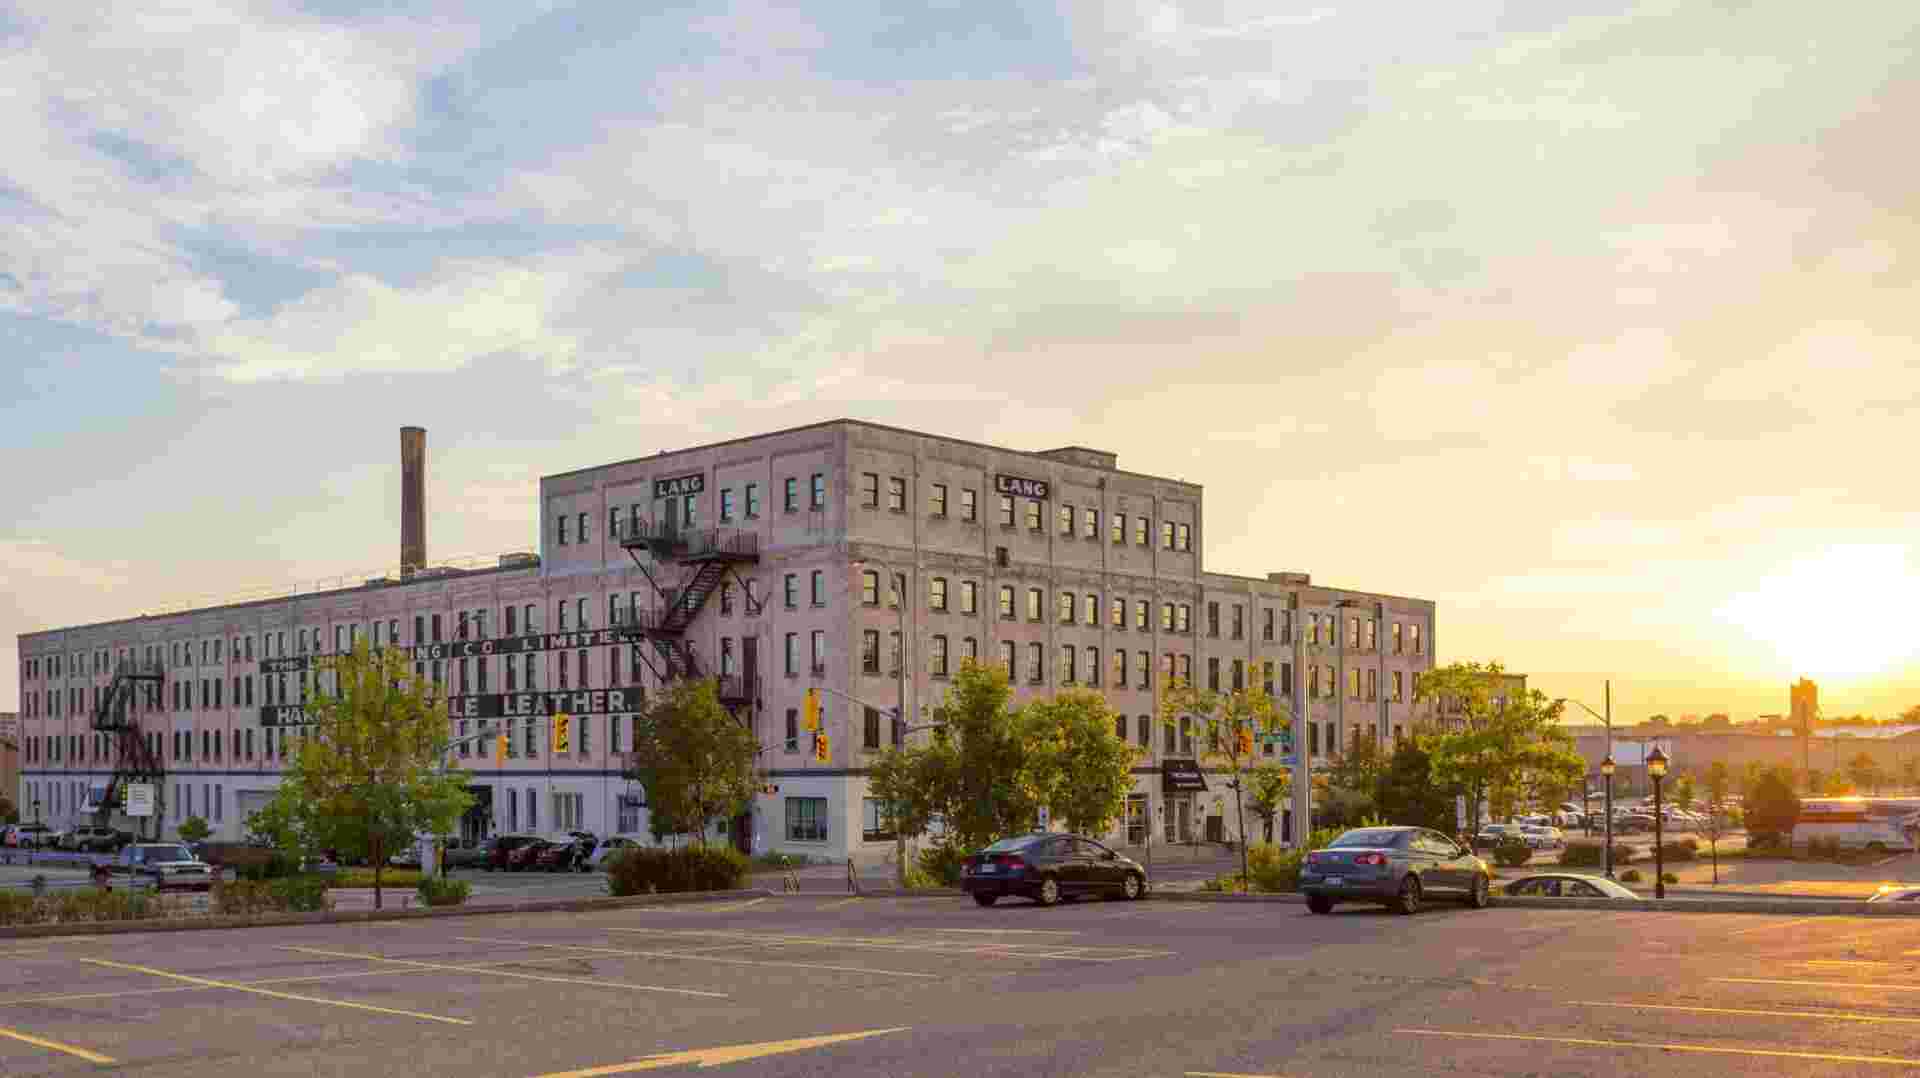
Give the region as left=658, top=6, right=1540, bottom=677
left=614, top=521, right=760, bottom=708
left=90, top=658, right=167, bottom=827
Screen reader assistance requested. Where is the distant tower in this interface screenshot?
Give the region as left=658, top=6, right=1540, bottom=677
left=400, top=426, right=426, bottom=579
left=1790, top=678, right=1819, bottom=729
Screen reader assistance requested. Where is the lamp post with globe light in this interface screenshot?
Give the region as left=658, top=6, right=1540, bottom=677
left=1647, top=745, right=1670, bottom=899
left=1600, top=755, right=1616, bottom=879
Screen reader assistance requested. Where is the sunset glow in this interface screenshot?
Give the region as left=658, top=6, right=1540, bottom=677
left=1716, top=545, right=1920, bottom=681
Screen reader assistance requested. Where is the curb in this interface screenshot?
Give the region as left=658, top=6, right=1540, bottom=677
left=0, top=888, right=774, bottom=940
left=1136, top=891, right=1915, bottom=916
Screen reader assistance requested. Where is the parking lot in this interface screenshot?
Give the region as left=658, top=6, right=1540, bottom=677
left=6, top=893, right=1920, bottom=1076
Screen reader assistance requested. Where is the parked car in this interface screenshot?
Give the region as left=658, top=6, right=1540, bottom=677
left=7, top=823, right=53, bottom=849
left=506, top=838, right=554, bottom=872
left=484, top=834, right=543, bottom=871
left=534, top=836, right=593, bottom=872
left=959, top=833, right=1147, bottom=907
left=1299, top=825, right=1493, bottom=915
left=443, top=838, right=491, bottom=870
left=39, top=828, right=73, bottom=851
left=116, top=843, right=214, bottom=892
left=587, top=836, right=639, bottom=870
left=1868, top=885, right=1920, bottom=904
left=1518, top=825, right=1565, bottom=851
left=1503, top=873, right=1637, bottom=899
left=1473, top=824, right=1523, bottom=850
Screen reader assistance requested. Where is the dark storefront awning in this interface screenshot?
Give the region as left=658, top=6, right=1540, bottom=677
left=1161, top=759, right=1209, bottom=792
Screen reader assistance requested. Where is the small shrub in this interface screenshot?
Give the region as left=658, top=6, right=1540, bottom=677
left=416, top=877, right=471, bottom=907
left=1558, top=842, right=1633, bottom=868
left=1245, top=843, right=1303, bottom=893
left=176, top=816, right=211, bottom=843
left=1657, top=840, right=1697, bottom=862
left=1746, top=832, right=1784, bottom=852
left=1200, top=876, right=1226, bottom=892
left=1619, top=868, right=1643, bottom=883
left=1491, top=839, right=1534, bottom=868
left=901, top=865, right=943, bottom=890
left=269, top=875, right=333, bottom=912
left=754, top=850, right=813, bottom=869
left=605, top=844, right=750, bottom=896
left=1661, top=872, right=1679, bottom=885
left=327, top=868, right=424, bottom=889
left=238, top=851, right=301, bottom=881
left=915, top=842, right=969, bottom=887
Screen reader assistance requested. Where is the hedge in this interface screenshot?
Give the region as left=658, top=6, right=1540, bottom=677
left=605, top=845, right=750, bottom=896
left=1559, top=841, right=1634, bottom=867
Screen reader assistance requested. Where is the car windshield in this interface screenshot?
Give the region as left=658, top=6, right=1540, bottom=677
left=1328, top=829, right=1404, bottom=848
left=142, top=845, right=193, bottom=861
left=982, top=836, right=1041, bottom=853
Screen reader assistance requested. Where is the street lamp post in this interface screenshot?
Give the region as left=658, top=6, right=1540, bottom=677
left=1600, top=756, right=1616, bottom=879
left=1647, top=745, right=1669, bottom=899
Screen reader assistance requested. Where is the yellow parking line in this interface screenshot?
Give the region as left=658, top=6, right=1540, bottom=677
left=1716, top=977, right=1920, bottom=992
left=277, top=946, right=728, bottom=999
left=453, top=935, right=939, bottom=979
left=1802, top=960, right=1903, bottom=968
left=1396, top=1028, right=1920, bottom=1066
left=1730, top=915, right=1821, bottom=935
left=1579, top=1000, right=1920, bottom=1024
left=0, top=1024, right=115, bottom=1065
left=76, top=957, right=472, bottom=1026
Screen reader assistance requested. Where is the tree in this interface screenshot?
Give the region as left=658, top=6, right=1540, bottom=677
left=1325, top=731, right=1389, bottom=807
left=1244, top=765, right=1291, bottom=844
left=1372, top=738, right=1456, bottom=834
left=1671, top=772, right=1697, bottom=813
left=1417, top=662, right=1584, bottom=835
left=1848, top=752, right=1881, bottom=795
left=868, top=662, right=1044, bottom=859
left=1160, top=679, right=1281, bottom=891
left=250, top=640, right=473, bottom=909
left=625, top=678, right=759, bottom=846
left=177, top=816, right=211, bottom=844
left=1745, top=766, right=1802, bottom=845
left=1024, top=690, right=1139, bottom=838
left=1702, top=761, right=1732, bottom=884
left=0, top=795, right=16, bottom=825
left=1821, top=770, right=1855, bottom=796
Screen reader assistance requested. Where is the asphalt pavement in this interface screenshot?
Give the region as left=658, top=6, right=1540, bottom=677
left=7, top=888, right=1920, bottom=1075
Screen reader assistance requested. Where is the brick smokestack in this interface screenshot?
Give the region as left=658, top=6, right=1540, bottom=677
left=400, top=426, right=426, bottom=579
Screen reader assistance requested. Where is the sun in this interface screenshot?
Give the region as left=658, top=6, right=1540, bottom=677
left=1716, top=545, right=1920, bottom=680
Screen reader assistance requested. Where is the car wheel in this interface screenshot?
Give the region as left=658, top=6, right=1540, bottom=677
left=1465, top=874, right=1490, bottom=909
left=1307, top=895, right=1334, bottom=915
left=1035, top=876, right=1062, bottom=907
left=973, top=894, right=998, bottom=907
left=1392, top=875, right=1422, bottom=915
left=1120, top=873, right=1143, bottom=901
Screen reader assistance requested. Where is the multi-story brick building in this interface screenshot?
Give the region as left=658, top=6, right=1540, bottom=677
left=16, top=420, right=1436, bottom=863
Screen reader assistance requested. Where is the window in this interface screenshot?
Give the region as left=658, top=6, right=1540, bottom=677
left=1263, top=608, right=1275, bottom=642
left=960, top=488, right=977, bottom=521
left=720, top=488, right=735, bottom=521
left=1392, top=670, right=1404, bottom=702
left=1232, top=605, right=1245, bottom=640
left=998, top=495, right=1015, bottom=527
left=810, top=570, right=825, bottom=606
left=1207, top=602, right=1220, bottom=637
left=861, top=570, right=880, bottom=605
left=931, top=635, right=949, bottom=676
left=811, top=472, right=825, bottom=509
left=810, top=631, right=826, bottom=674
left=887, top=477, right=906, bottom=511
left=784, top=574, right=798, bottom=608
left=1392, top=623, right=1403, bottom=654
left=1134, top=516, right=1149, bottom=546
left=1136, top=650, right=1150, bottom=688
left=998, top=585, right=1015, bottom=619
left=1110, top=513, right=1126, bottom=544
left=1161, top=521, right=1174, bottom=549
left=504, top=606, right=516, bottom=636
left=1082, top=507, right=1098, bottom=539
left=1232, top=659, right=1245, bottom=691
left=1176, top=522, right=1191, bottom=551
left=1058, top=505, right=1073, bottom=535
left=1207, top=657, right=1220, bottom=691
left=1134, top=599, right=1149, bottom=631
left=1366, top=668, right=1378, bottom=701
left=864, top=707, right=881, bottom=750
left=1308, top=665, right=1321, bottom=698
left=888, top=631, right=902, bottom=675
left=1084, top=646, right=1100, bottom=686
left=1112, top=650, right=1126, bottom=687
left=862, top=798, right=896, bottom=842
left=1024, top=498, right=1042, bottom=531
left=1060, top=645, right=1077, bottom=683
left=1411, top=624, right=1423, bottom=655
left=1349, top=616, right=1361, bottom=649
left=1027, top=642, right=1044, bottom=683
left=785, top=708, right=799, bottom=752
left=432, top=614, right=443, bottom=642
left=1082, top=593, right=1097, bottom=626
left=861, top=473, right=880, bottom=507
left=1179, top=654, right=1192, bottom=683
left=577, top=597, right=589, bottom=629
left=783, top=477, right=799, bottom=512
left=557, top=514, right=569, bottom=545
left=930, top=483, right=948, bottom=517
left=1161, top=603, right=1174, bottom=631
left=1027, top=588, right=1043, bottom=621
left=578, top=511, right=589, bottom=543
left=1001, top=641, right=1017, bottom=680
left=746, top=482, right=761, bottom=517
left=609, top=505, right=622, bottom=538
left=1109, top=597, right=1124, bottom=628
left=1365, top=618, right=1377, bottom=650
left=1177, top=604, right=1191, bottom=633
left=928, top=577, right=948, bottom=611
left=1056, top=591, right=1073, bottom=624
left=862, top=630, right=881, bottom=674
left=959, top=580, right=977, bottom=614
left=786, top=798, right=827, bottom=842
left=558, top=601, right=569, bottom=632
left=962, top=636, right=977, bottom=663
left=785, top=633, right=798, bottom=676
left=1309, top=613, right=1322, bottom=645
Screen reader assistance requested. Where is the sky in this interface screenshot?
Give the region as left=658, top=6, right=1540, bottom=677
left=2, top=1, right=1918, bottom=725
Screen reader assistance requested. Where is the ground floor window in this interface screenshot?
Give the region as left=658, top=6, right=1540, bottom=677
left=553, top=792, right=584, bottom=832
left=526, top=787, right=539, bottom=832
left=1126, top=795, right=1148, bottom=846
left=861, top=798, right=895, bottom=842
left=786, top=797, right=827, bottom=842
left=617, top=794, right=643, bottom=834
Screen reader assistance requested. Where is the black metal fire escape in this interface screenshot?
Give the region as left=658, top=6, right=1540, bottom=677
left=614, top=520, right=760, bottom=709
left=91, top=657, right=167, bottom=835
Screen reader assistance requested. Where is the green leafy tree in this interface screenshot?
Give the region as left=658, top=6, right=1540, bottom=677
left=177, top=816, right=211, bottom=844
left=251, top=640, right=473, bottom=909
left=1745, top=766, right=1802, bottom=844
left=0, top=795, right=16, bottom=825
left=1025, top=689, right=1140, bottom=838
left=625, top=679, right=759, bottom=847
left=1417, top=662, right=1584, bottom=836
left=1161, top=679, right=1283, bottom=890
left=1245, top=765, right=1291, bottom=844
left=1325, top=731, right=1389, bottom=806
left=1848, top=752, right=1881, bottom=795
left=1822, top=770, right=1856, bottom=796
left=1371, top=738, right=1456, bottom=833
left=1671, top=772, right=1696, bottom=814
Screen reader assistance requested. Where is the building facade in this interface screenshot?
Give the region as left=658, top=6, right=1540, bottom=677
left=16, top=420, right=1436, bottom=863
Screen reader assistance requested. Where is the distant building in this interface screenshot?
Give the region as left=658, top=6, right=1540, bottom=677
left=1418, top=671, right=1527, bottom=733
left=1791, top=678, right=1819, bottom=728
left=0, top=712, right=16, bottom=818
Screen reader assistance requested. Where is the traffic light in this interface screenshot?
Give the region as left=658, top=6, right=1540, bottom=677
left=1237, top=728, right=1254, bottom=756
left=553, top=713, right=571, bottom=754
left=802, top=687, right=820, bottom=732
left=814, top=733, right=829, bottom=763
left=494, top=733, right=508, bottom=764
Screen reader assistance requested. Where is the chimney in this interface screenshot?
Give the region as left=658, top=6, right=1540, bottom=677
left=400, top=426, right=426, bottom=579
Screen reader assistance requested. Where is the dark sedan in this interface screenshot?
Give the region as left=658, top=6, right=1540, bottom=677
left=959, top=833, right=1148, bottom=907
left=534, top=837, right=593, bottom=872
left=484, top=834, right=543, bottom=871
left=1299, top=826, right=1492, bottom=915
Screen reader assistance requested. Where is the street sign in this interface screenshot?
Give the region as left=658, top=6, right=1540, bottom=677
left=1455, top=794, right=1467, bottom=829
left=125, top=784, right=155, bottom=818
left=1278, top=754, right=1296, bottom=766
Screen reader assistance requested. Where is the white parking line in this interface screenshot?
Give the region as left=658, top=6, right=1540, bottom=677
left=276, top=946, right=730, bottom=999
left=453, top=935, right=941, bottom=979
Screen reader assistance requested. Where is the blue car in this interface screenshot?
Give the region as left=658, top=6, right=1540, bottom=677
left=1299, top=826, right=1492, bottom=915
